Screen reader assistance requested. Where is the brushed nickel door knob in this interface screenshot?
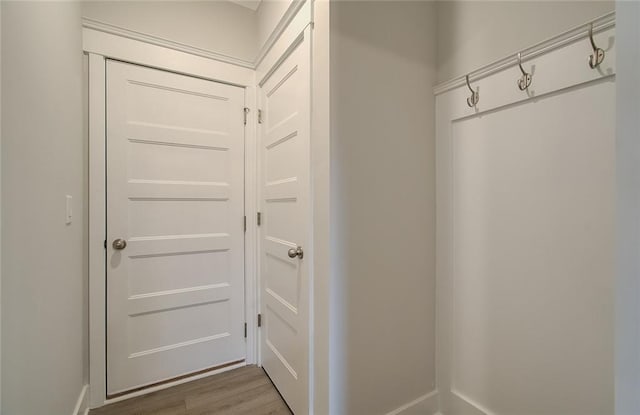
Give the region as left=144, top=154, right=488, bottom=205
left=112, top=238, right=127, bottom=250
left=287, top=246, right=303, bottom=259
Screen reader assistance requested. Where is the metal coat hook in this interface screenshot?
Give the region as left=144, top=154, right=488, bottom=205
left=516, top=53, right=532, bottom=91
left=466, top=75, right=479, bottom=107
left=588, top=23, right=605, bottom=69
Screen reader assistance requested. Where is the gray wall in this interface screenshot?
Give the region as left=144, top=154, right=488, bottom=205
left=1, top=2, right=86, bottom=413
left=436, top=0, right=614, bottom=83
left=330, top=2, right=437, bottom=413
left=615, top=1, right=640, bottom=414
left=83, top=1, right=258, bottom=63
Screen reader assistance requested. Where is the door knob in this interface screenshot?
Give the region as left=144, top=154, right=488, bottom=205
left=287, top=246, right=304, bottom=259
left=112, top=238, right=127, bottom=250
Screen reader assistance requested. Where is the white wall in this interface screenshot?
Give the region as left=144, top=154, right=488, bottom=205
left=438, top=82, right=615, bottom=415
left=82, top=1, right=258, bottom=63
left=310, top=1, right=330, bottom=414
left=435, top=3, right=617, bottom=415
left=436, top=0, right=614, bottom=83
left=1, top=2, right=86, bottom=414
left=615, top=1, right=640, bottom=414
left=329, top=2, right=437, bottom=413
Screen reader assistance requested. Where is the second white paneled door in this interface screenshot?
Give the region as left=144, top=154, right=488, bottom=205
left=106, top=61, right=246, bottom=395
left=259, top=30, right=311, bottom=415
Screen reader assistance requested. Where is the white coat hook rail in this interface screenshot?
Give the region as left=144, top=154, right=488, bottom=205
left=466, top=75, right=479, bottom=107
left=588, top=23, right=605, bottom=68
left=434, top=12, right=615, bottom=98
left=516, top=52, right=532, bottom=91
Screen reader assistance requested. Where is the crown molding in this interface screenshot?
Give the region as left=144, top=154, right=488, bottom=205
left=254, top=0, right=308, bottom=68
left=81, top=17, right=255, bottom=69
left=83, top=0, right=309, bottom=71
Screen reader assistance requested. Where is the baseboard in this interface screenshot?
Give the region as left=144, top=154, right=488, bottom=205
left=72, top=385, right=89, bottom=415
left=386, top=390, right=439, bottom=415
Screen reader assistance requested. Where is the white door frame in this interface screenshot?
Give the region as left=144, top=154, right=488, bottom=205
left=85, top=28, right=259, bottom=408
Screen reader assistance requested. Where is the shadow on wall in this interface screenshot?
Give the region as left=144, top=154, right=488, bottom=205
left=330, top=2, right=437, bottom=414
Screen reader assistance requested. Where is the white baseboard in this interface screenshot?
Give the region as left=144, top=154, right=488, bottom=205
left=72, top=385, right=89, bottom=415
left=386, top=390, right=439, bottom=415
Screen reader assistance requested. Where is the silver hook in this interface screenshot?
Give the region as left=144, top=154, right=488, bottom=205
left=588, top=23, right=605, bottom=69
left=466, top=75, right=479, bottom=107
left=516, top=53, right=532, bottom=91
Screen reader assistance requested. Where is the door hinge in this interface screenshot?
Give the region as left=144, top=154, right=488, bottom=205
left=244, top=215, right=247, bottom=232
left=257, top=313, right=262, bottom=327
left=104, top=240, right=107, bottom=249
left=257, top=109, right=263, bottom=124
left=244, top=322, right=247, bottom=338
left=257, top=212, right=262, bottom=226
left=243, top=107, right=250, bottom=125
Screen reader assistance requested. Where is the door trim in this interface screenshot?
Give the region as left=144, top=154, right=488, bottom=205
left=83, top=26, right=254, bottom=86
left=87, top=41, right=258, bottom=408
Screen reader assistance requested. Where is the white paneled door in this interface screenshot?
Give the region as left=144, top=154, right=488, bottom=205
left=259, top=31, right=311, bottom=415
left=106, top=61, right=246, bottom=395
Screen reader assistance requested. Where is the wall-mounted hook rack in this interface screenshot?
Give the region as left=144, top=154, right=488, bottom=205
left=516, top=53, right=532, bottom=91
left=588, top=23, right=605, bottom=69
left=466, top=75, right=479, bottom=107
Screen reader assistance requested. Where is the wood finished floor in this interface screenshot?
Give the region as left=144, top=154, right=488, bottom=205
left=90, top=366, right=292, bottom=415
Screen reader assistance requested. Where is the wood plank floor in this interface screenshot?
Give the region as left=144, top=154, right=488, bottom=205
left=90, top=366, right=292, bottom=415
